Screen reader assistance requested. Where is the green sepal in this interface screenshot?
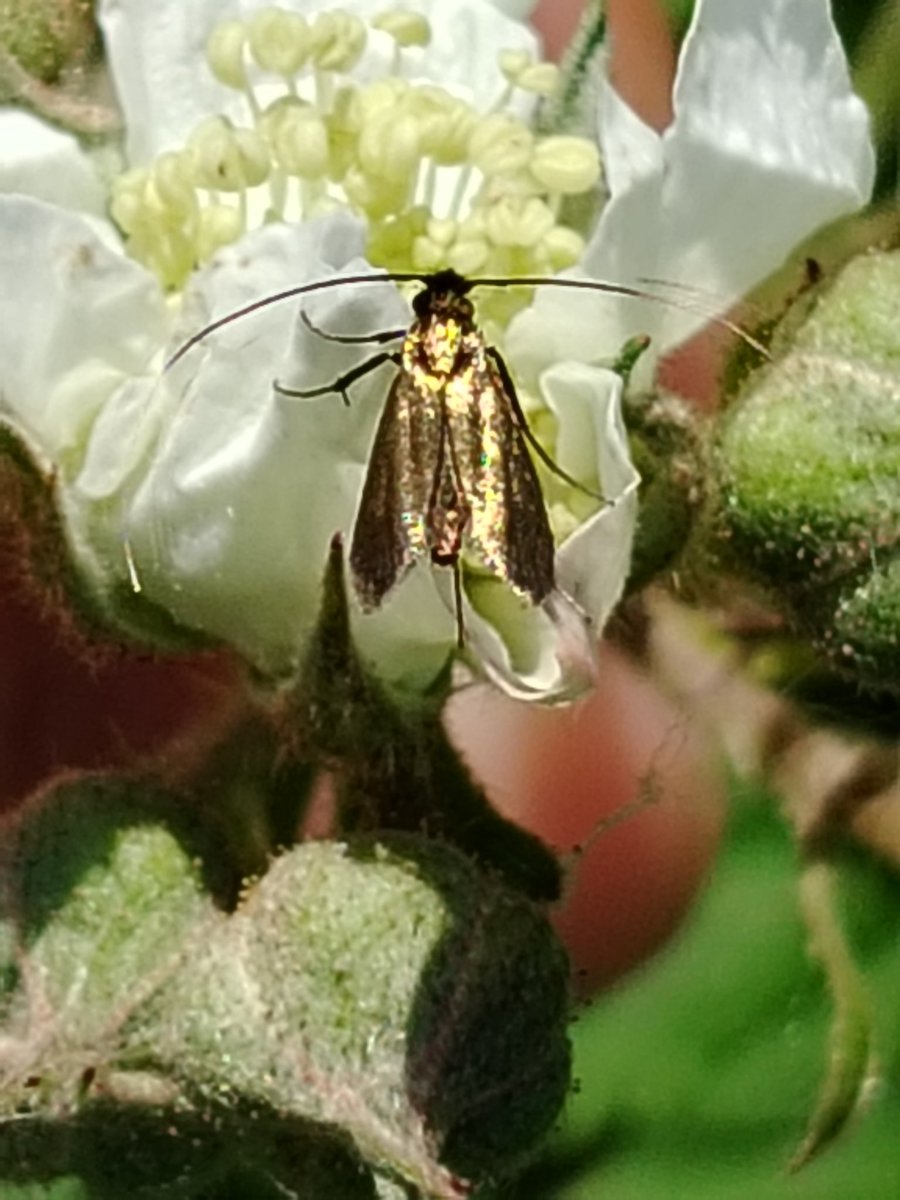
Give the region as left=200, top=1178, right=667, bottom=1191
left=624, top=387, right=707, bottom=589
left=0, top=422, right=215, bottom=658
left=789, top=858, right=875, bottom=1172
left=708, top=250, right=900, bottom=697
left=538, top=0, right=606, bottom=139
left=535, top=0, right=607, bottom=236
left=0, top=0, right=97, bottom=86
left=283, top=536, right=563, bottom=901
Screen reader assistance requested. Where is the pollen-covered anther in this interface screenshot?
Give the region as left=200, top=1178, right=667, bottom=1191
left=358, top=76, right=410, bottom=121
left=447, top=237, right=489, bottom=275
left=206, top=19, right=249, bottom=90
left=188, top=117, right=270, bottom=192
left=411, top=234, right=445, bottom=271
left=264, top=101, right=329, bottom=178
left=412, top=216, right=464, bottom=271
left=358, top=108, right=421, bottom=184
left=137, top=227, right=196, bottom=292
left=371, top=9, right=431, bottom=48
left=309, top=10, right=367, bottom=72
left=498, top=48, right=559, bottom=97
left=469, top=114, right=533, bottom=176
left=516, top=62, right=559, bottom=97
left=531, top=135, right=601, bottom=194
left=197, top=204, right=244, bottom=259
left=426, top=217, right=457, bottom=248
left=484, top=195, right=555, bottom=248
left=540, top=225, right=585, bottom=270
left=109, top=166, right=151, bottom=235
left=150, top=151, right=200, bottom=219
left=343, top=165, right=409, bottom=220
left=247, top=7, right=310, bottom=76
left=497, top=48, right=532, bottom=85
left=414, top=87, right=475, bottom=165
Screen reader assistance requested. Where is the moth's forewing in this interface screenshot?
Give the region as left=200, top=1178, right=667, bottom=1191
left=351, top=279, right=556, bottom=613
left=445, top=346, right=555, bottom=604
left=349, top=369, right=437, bottom=606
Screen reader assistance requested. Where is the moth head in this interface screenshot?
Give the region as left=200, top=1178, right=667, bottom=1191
left=412, top=269, right=474, bottom=323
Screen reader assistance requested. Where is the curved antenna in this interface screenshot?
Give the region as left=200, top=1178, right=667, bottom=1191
left=471, top=274, right=770, bottom=360
left=164, top=269, right=770, bottom=371
left=164, top=271, right=428, bottom=371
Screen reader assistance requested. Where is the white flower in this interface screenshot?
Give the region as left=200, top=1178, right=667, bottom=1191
left=0, top=0, right=874, bottom=703
left=506, top=0, right=875, bottom=381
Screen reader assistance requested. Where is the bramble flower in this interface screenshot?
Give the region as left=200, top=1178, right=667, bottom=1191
left=0, top=0, right=874, bottom=702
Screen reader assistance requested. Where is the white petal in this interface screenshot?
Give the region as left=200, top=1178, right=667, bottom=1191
left=464, top=581, right=598, bottom=702
left=0, top=196, right=166, bottom=463
left=546, top=363, right=639, bottom=623
left=98, top=0, right=537, bottom=164
left=113, top=214, right=413, bottom=675
left=350, top=561, right=459, bottom=695
left=481, top=0, right=538, bottom=24
left=585, top=0, right=875, bottom=353
left=506, top=0, right=874, bottom=379
left=0, top=111, right=107, bottom=217
left=448, top=364, right=635, bottom=703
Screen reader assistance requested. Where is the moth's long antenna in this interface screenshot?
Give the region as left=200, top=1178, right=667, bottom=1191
left=164, top=271, right=429, bottom=371
left=471, top=275, right=771, bottom=360
left=164, top=270, right=770, bottom=371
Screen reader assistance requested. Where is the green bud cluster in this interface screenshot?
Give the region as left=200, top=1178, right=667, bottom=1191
left=711, top=250, right=900, bottom=695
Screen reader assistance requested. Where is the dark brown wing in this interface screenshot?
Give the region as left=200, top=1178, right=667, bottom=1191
left=349, top=368, right=439, bottom=607
left=444, top=347, right=555, bottom=603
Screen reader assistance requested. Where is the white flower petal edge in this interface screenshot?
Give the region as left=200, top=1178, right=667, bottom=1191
left=98, top=0, right=538, bottom=165
left=445, top=363, right=635, bottom=703
left=549, top=363, right=639, bottom=623
left=0, top=112, right=108, bottom=218
left=504, top=0, right=875, bottom=380
left=0, top=190, right=617, bottom=699
left=484, top=0, right=538, bottom=20
left=104, top=214, right=402, bottom=674
left=0, top=196, right=166, bottom=463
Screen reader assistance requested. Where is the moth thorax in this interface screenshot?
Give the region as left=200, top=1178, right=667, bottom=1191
left=418, top=314, right=465, bottom=377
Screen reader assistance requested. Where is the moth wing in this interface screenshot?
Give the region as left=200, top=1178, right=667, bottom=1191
left=446, top=352, right=555, bottom=604
left=349, top=369, right=439, bottom=607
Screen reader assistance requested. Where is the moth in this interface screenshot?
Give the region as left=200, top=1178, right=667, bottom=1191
left=272, top=269, right=598, bottom=641
left=162, top=269, right=762, bottom=641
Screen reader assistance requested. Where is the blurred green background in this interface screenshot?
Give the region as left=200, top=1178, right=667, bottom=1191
left=509, top=784, right=900, bottom=1197
left=508, top=4, right=900, bottom=1194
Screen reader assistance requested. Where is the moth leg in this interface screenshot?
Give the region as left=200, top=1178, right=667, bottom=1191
left=486, top=347, right=610, bottom=506
left=274, top=350, right=401, bottom=406
left=452, top=560, right=465, bottom=649
left=300, top=308, right=405, bottom=345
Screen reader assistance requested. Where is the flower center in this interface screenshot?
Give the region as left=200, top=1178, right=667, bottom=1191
left=109, top=6, right=600, bottom=295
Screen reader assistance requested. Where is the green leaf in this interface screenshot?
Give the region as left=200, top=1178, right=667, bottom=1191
left=509, top=784, right=900, bottom=1198
left=1, top=777, right=570, bottom=1198
left=0, top=423, right=212, bottom=656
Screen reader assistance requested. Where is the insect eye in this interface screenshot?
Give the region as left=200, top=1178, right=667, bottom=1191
left=412, top=289, right=434, bottom=318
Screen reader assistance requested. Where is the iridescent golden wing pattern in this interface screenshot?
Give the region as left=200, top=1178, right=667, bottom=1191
left=442, top=335, right=555, bottom=604
left=349, top=368, right=439, bottom=607
left=349, top=276, right=556, bottom=612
